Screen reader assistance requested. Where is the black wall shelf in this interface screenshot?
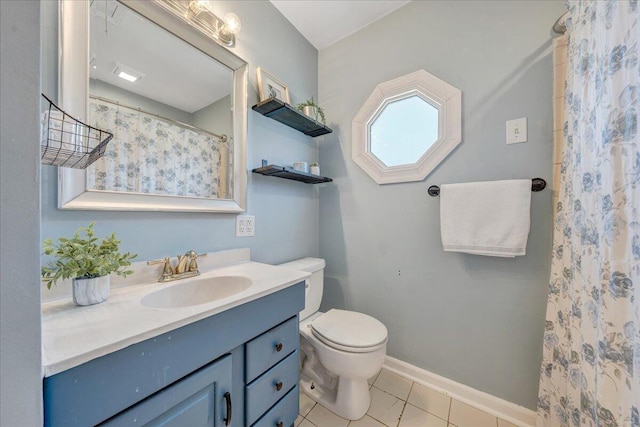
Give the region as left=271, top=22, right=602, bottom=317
left=252, top=164, right=333, bottom=184
left=252, top=98, right=333, bottom=137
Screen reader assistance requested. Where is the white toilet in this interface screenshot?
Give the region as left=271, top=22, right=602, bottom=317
left=279, top=258, right=388, bottom=420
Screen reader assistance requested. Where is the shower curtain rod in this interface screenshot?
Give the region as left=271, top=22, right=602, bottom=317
left=553, top=11, right=569, bottom=34
left=89, top=94, right=228, bottom=142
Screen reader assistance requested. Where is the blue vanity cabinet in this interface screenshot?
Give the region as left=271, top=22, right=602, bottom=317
left=245, top=316, right=300, bottom=382
left=245, top=316, right=300, bottom=426
left=252, top=386, right=299, bottom=427
left=101, top=354, right=233, bottom=427
left=44, top=282, right=305, bottom=427
left=245, top=352, right=299, bottom=425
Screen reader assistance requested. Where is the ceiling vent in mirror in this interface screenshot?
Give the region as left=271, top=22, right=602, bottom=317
left=352, top=70, right=462, bottom=184
left=113, top=63, right=145, bottom=83
left=90, top=0, right=126, bottom=26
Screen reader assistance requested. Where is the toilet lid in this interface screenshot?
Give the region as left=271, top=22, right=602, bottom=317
left=311, top=309, right=388, bottom=350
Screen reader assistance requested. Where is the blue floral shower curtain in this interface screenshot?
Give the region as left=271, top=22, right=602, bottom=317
left=537, top=1, right=640, bottom=426
left=87, top=100, right=225, bottom=198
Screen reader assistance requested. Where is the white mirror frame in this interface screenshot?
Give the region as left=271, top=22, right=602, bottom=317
left=352, top=70, right=461, bottom=184
left=58, top=0, right=247, bottom=212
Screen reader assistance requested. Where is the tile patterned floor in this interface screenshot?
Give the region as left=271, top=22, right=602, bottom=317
left=294, top=369, right=520, bottom=427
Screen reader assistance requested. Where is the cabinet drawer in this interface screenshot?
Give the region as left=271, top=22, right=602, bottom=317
left=245, top=316, right=298, bottom=382
left=251, top=385, right=299, bottom=427
left=245, top=350, right=299, bottom=426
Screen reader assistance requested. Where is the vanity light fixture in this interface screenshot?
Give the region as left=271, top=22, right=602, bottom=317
left=156, top=0, right=241, bottom=47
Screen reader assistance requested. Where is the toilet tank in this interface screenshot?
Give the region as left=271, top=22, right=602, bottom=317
left=278, top=257, right=325, bottom=321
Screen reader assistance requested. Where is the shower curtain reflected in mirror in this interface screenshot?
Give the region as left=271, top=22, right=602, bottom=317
left=87, top=99, right=229, bottom=199
left=537, top=1, right=640, bottom=426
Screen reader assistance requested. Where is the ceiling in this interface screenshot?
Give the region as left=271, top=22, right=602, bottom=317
left=270, top=1, right=411, bottom=50
left=88, top=0, right=411, bottom=112
left=90, top=0, right=232, bottom=114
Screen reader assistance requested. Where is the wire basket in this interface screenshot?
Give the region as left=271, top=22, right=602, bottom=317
left=41, top=94, right=114, bottom=169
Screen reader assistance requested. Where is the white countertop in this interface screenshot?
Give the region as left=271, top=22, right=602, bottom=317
left=41, top=258, right=309, bottom=377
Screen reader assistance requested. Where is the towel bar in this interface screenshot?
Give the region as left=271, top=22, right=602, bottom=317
left=427, top=178, right=546, bottom=197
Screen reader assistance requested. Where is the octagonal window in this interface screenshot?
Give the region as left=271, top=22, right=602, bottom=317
left=369, top=95, right=439, bottom=167
left=352, top=70, right=461, bottom=184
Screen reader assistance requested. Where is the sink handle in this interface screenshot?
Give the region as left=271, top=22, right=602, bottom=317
left=147, top=257, right=173, bottom=278
left=187, top=251, right=207, bottom=272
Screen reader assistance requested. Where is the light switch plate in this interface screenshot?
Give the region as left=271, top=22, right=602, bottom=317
left=506, top=117, right=527, bottom=144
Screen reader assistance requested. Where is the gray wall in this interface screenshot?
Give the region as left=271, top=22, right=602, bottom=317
left=318, top=0, right=565, bottom=410
left=0, top=1, right=43, bottom=425
left=41, top=0, right=321, bottom=268
left=193, top=95, right=232, bottom=140
left=90, top=78, right=193, bottom=124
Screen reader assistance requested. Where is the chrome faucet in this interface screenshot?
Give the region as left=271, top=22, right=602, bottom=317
left=147, top=250, right=206, bottom=282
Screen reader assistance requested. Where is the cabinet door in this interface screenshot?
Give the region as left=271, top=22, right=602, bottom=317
left=101, top=354, right=233, bottom=427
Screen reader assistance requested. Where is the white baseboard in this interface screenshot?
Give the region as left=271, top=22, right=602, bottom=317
left=383, top=356, right=536, bottom=427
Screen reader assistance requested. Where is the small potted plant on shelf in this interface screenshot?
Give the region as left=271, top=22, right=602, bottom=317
left=41, top=222, right=137, bottom=306
left=296, top=97, right=326, bottom=125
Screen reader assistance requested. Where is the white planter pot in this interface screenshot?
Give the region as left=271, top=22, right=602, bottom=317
left=303, top=105, right=319, bottom=121
left=72, top=275, right=110, bottom=306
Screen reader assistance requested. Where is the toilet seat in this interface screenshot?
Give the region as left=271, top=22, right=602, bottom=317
left=310, top=309, right=388, bottom=353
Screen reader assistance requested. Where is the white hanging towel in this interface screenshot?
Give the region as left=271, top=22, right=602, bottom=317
left=440, top=179, right=532, bottom=257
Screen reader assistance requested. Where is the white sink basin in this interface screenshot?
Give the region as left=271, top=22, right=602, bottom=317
left=141, top=276, right=253, bottom=309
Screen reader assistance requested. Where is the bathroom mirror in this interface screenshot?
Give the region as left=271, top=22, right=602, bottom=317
left=352, top=70, right=461, bottom=184
left=58, top=0, right=247, bottom=212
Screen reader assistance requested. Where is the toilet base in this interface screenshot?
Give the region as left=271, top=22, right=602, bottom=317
left=300, top=373, right=371, bottom=420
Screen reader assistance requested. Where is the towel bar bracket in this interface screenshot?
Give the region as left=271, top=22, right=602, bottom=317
left=427, top=178, right=546, bottom=197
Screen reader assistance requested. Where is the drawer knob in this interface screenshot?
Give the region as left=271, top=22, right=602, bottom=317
left=275, top=343, right=283, bottom=352
left=275, top=381, right=283, bottom=391
left=276, top=422, right=283, bottom=427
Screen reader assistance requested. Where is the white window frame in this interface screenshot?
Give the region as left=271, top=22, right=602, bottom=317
left=352, top=70, right=462, bottom=184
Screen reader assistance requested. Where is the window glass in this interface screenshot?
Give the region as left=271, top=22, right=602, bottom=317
left=369, top=96, right=439, bottom=167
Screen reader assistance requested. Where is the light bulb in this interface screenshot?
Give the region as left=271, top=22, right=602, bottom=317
left=188, top=0, right=210, bottom=15
left=222, top=12, right=241, bottom=35
left=197, top=0, right=213, bottom=12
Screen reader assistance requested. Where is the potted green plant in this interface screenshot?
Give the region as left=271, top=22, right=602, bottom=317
left=296, top=97, right=326, bottom=125
left=41, top=222, right=137, bottom=306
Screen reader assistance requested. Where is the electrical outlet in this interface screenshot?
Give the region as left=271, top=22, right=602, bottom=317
left=236, top=215, right=255, bottom=237
left=244, top=216, right=255, bottom=236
